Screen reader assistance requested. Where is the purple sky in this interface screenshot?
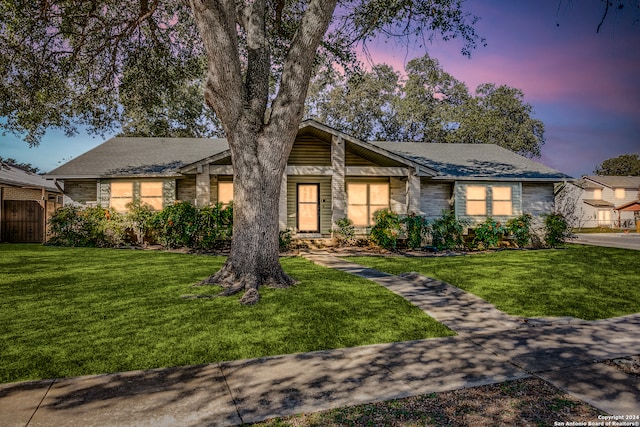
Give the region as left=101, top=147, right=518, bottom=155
left=1, top=0, right=639, bottom=178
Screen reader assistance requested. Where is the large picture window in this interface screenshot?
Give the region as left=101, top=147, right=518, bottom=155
left=347, top=182, right=389, bottom=226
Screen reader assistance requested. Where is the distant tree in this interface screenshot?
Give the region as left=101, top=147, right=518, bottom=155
left=0, top=157, right=39, bottom=173
left=307, top=53, right=545, bottom=157
left=594, top=154, right=640, bottom=176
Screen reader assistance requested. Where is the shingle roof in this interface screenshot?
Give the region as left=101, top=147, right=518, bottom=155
left=46, top=137, right=229, bottom=178
left=581, top=175, right=640, bottom=189
left=45, top=125, right=571, bottom=183
left=0, top=163, right=59, bottom=192
left=369, top=142, right=571, bottom=181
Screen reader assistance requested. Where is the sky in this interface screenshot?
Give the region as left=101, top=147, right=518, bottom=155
left=1, top=0, right=639, bottom=178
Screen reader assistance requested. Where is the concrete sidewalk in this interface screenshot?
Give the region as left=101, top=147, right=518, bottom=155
left=2, top=254, right=639, bottom=426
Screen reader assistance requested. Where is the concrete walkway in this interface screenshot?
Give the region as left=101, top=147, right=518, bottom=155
left=1, top=254, right=639, bottom=426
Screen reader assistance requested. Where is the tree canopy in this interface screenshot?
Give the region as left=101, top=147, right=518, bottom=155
left=0, top=1, right=483, bottom=145
left=594, top=154, right=640, bottom=176
left=305, top=53, right=545, bottom=157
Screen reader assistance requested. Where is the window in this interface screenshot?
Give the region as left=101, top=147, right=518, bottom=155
left=140, top=182, right=163, bottom=211
left=466, top=186, right=486, bottom=215
left=110, top=182, right=133, bottom=212
left=465, top=185, right=513, bottom=216
left=347, top=183, right=389, bottom=226
left=218, top=182, right=233, bottom=208
left=615, top=188, right=625, bottom=199
left=110, top=181, right=164, bottom=212
left=593, top=189, right=602, bottom=199
left=492, top=186, right=513, bottom=216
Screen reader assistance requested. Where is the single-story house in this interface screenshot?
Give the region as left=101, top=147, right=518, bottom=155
left=556, top=175, right=640, bottom=229
left=45, top=120, right=572, bottom=236
left=0, top=162, right=63, bottom=242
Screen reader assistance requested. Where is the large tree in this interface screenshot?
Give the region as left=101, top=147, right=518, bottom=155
left=594, top=154, right=640, bottom=176
left=306, top=54, right=545, bottom=157
left=1, top=1, right=482, bottom=304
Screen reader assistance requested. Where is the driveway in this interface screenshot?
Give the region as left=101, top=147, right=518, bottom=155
left=573, top=232, right=640, bottom=250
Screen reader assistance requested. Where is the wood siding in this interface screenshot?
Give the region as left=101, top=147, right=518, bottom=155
left=288, top=135, right=331, bottom=166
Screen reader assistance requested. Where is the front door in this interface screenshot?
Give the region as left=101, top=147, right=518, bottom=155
left=297, top=184, right=320, bottom=233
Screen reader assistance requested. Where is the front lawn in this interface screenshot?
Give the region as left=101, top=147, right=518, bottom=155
left=347, top=245, right=640, bottom=321
left=0, top=244, right=452, bottom=384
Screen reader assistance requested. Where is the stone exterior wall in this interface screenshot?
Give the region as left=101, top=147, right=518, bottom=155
left=63, top=181, right=97, bottom=204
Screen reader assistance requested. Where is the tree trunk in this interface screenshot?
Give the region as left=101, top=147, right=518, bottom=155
left=197, top=120, right=296, bottom=305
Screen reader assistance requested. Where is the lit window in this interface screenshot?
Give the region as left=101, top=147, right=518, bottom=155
left=593, top=189, right=602, bottom=199
left=140, top=182, right=163, bottom=211
left=347, top=183, right=390, bottom=226
left=110, top=182, right=133, bottom=212
left=615, top=188, right=625, bottom=199
left=218, top=182, right=233, bottom=208
left=466, top=186, right=486, bottom=215
left=492, top=186, right=512, bottom=216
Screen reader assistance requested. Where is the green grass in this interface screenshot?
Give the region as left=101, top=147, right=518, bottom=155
left=0, top=244, right=452, bottom=384
left=346, top=245, right=640, bottom=321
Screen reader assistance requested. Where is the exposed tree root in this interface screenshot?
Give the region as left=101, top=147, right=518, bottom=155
left=190, top=262, right=296, bottom=305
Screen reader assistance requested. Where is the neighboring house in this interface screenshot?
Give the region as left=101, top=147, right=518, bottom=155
left=0, top=162, right=63, bottom=242
left=556, top=175, right=640, bottom=229
left=45, top=120, right=571, bottom=236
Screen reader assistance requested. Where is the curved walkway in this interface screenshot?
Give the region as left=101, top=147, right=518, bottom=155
left=1, top=253, right=639, bottom=426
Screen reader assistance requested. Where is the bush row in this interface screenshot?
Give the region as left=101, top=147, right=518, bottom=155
left=332, top=209, right=571, bottom=251
left=49, top=202, right=571, bottom=251
left=48, top=201, right=233, bottom=249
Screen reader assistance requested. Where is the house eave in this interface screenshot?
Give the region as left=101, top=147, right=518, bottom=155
left=433, top=176, right=573, bottom=182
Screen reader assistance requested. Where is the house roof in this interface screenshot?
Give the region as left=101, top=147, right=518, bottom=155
left=0, top=162, right=59, bottom=192
left=369, top=142, right=571, bottom=181
left=45, top=121, right=571, bottom=183
left=616, top=200, right=640, bottom=211
left=583, top=199, right=615, bottom=208
left=46, top=137, right=229, bottom=179
left=581, top=175, right=640, bottom=189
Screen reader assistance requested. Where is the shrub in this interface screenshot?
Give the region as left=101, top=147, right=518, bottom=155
left=473, top=217, right=506, bottom=249
left=403, top=213, right=429, bottom=249
left=125, top=201, right=156, bottom=245
left=150, top=201, right=199, bottom=248
left=544, top=212, right=571, bottom=248
left=430, top=210, right=465, bottom=250
left=370, top=209, right=402, bottom=250
left=279, top=229, right=293, bottom=252
left=331, top=217, right=356, bottom=246
left=506, top=213, right=533, bottom=248
left=195, top=203, right=233, bottom=249
left=48, top=205, right=126, bottom=247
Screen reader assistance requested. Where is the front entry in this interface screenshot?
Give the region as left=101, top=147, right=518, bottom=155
left=297, top=184, right=320, bottom=233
